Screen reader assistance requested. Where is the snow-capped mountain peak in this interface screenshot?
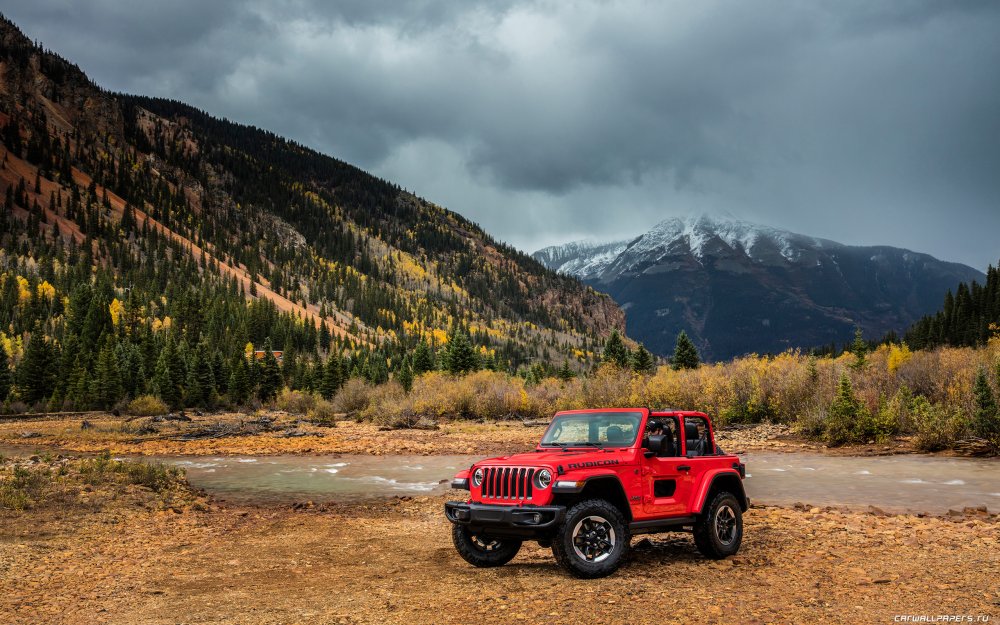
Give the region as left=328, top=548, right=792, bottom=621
left=534, top=213, right=821, bottom=280
left=531, top=212, right=983, bottom=361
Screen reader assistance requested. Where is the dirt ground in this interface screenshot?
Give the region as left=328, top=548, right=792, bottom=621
left=1, top=486, right=997, bottom=625
left=0, top=411, right=932, bottom=458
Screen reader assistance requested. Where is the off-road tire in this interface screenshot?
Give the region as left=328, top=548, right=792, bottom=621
left=693, top=491, right=743, bottom=559
left=552, top=499, right=630, bottom=578
left=451, top=525, right=521, bottom=567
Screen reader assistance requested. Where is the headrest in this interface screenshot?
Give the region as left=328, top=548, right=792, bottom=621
left=685, top=422, right=700, bottom=440
left=606, top=425, right=625, bottom=442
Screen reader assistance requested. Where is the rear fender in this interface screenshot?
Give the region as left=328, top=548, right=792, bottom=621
left=691, top=470, right=748, bottom=513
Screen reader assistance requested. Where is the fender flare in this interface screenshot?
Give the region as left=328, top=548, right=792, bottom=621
left=691, top=470, right=748, bottom=513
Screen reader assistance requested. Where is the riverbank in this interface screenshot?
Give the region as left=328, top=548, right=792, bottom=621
left=1, top=454, right=996, bottom=625
left=0, top=411, right=948, bottom=458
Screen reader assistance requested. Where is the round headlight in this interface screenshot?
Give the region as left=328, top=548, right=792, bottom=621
left=534, top=468, right=552, bottom=489
left=472, top=468, right=484, bottom=487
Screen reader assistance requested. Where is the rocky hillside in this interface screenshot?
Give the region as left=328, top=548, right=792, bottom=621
left=535, top=213, right=983, bottom=360
left=0, top=14, right=622, bottom=374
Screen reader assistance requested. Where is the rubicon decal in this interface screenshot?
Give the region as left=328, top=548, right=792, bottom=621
left=567, top=459, right=621, bottom=470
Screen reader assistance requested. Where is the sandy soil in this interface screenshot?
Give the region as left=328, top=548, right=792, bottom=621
left=0, top=412, right=933, bottom=458
left=1, top=482, right=996, bottom=625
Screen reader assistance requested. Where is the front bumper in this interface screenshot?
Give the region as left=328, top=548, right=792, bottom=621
left=444, top=501, right=565, bottom=537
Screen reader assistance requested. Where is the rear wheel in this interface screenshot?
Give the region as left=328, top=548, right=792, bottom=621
left=552, top=499, right=630, bottom=578
left=693, top=491, right=743, bottom=559
left=451, top=525, right=521, bottom=567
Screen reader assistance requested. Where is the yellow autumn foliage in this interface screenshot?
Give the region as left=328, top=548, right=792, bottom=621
left=16, top=276, right=31, bottom=304
left=109, top=298, right=125, bottom=326
left=36, top=281, right=56, bottom=301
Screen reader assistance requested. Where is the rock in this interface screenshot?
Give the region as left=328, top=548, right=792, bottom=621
left=809, top=507, right=821, bottom=514
left=20, top=431, right=41, bottom=438
left=963, top=506, right=989, bottom=516
left=632, top=538, right=653, bottom=550
left=80, top=420, right=93, bottom=430
left=867, top=506, right=886, bottom=516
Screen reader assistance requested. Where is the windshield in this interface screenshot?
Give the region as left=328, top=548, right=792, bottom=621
left=540, top=411, right=643, bottom=447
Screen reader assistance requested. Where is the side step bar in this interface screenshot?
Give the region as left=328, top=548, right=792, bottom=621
left=629, top=515, right=697, bottom=535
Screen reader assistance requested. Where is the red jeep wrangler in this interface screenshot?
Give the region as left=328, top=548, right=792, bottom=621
left=445, top=408, right=748, bottom=578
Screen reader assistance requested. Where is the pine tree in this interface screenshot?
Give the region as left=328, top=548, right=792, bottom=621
left=281, top=347, right=297, bottom=386
left=444, top=328, right=479, bottom=375
left=92, top=338, right=122, bottom=410
left=851, top=327, right=868, bottom=369
left=0, top=342, right=11, bottom=401
left=228, top=357, right=251, bottom=406
left=257, top=340, right=283, bottom=401
left=187, top=341, right=216, bottom=408
left=602, top=329, right=631, bottom=369
left=397, top=356, right=414, bottom=393
left=972, top=368, right=999, bottom=448
left=320, top=354, right=342, bottom=399
left=16, top=329, right=56, bottom=405
left=319, top=323, right=331, bottom=352
left=557, top=359, right=575, bottom=381
left=825, top=374, right=867, bottom=446
left=154, top=338, right=183, bottom=409
left=632, top=345, right=655, bottom=374
left=671, top=331, right=700, bottom=370
left=412, top=339, right=435, bottom=375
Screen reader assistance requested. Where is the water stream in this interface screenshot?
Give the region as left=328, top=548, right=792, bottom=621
left=161, top=451, right=998, bottom=514
left=4, top=444, right=997, bottom=513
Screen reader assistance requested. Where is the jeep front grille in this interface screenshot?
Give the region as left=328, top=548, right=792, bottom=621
left=480, top=466, right=536, bottom=501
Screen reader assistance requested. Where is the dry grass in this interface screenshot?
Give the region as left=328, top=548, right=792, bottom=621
left=333, top=338, right=1000, bottom=450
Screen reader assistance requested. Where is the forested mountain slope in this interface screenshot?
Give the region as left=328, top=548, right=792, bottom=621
left=0, top=15, right=622, bottom=409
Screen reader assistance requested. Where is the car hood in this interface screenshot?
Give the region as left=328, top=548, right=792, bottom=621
left=474, top=449, right=632, bottom=468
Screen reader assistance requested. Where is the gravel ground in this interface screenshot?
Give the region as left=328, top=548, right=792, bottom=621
left=1, top=480, right=997, bottom=625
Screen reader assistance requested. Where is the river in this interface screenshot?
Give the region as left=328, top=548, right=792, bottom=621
left=155, top=451, right=998, bottom=514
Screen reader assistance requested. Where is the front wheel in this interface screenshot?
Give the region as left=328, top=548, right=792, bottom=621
left=451, top=525, right=521, bottom=568
left=693, top=491, right=743, bottom=559
left=552, top=499, right=630, bottom=578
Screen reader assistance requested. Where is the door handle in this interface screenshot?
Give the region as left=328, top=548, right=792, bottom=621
left=677, top=465, right=691, bottom=471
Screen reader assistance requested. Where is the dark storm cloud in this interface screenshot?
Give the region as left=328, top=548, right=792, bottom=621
left=4, top=1, right=999, bottom=269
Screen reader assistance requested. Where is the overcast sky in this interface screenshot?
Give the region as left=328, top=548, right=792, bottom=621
left=6, top=1, right=999, bottom=269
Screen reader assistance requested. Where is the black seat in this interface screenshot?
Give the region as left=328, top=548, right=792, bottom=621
left=606, top=425, right=625, bottom=442
left=658, top=434, right=676, bottom=457
left=685, top=422, right=706, bottom=456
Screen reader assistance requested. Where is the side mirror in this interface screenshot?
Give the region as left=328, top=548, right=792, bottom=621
left=647, top=434, right=665, bottom=453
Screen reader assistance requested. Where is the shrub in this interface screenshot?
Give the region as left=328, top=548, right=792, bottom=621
left=0, top=464, right=48, bottom=510
left=359, top=381, right=410, bottom=425
left=824, top=374, right=869, bottom=446
left=307, top=398, right=339, bottom=423
left=332, top=379, right=376, bottom=414
left=276, top=389, right=316, bottom=415
left=911, top=397, right=964, bottom=451
left=971, top=368, right=1000, bottom=449
left=854, top=394, right=899, bottom=444
left=123, top=461, right=180, bottom=491
left=79, top=450, right=180, bottom=491
left=793, top=406, right=828, bottom=438
left=125, top=394, right=169, bottom=417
